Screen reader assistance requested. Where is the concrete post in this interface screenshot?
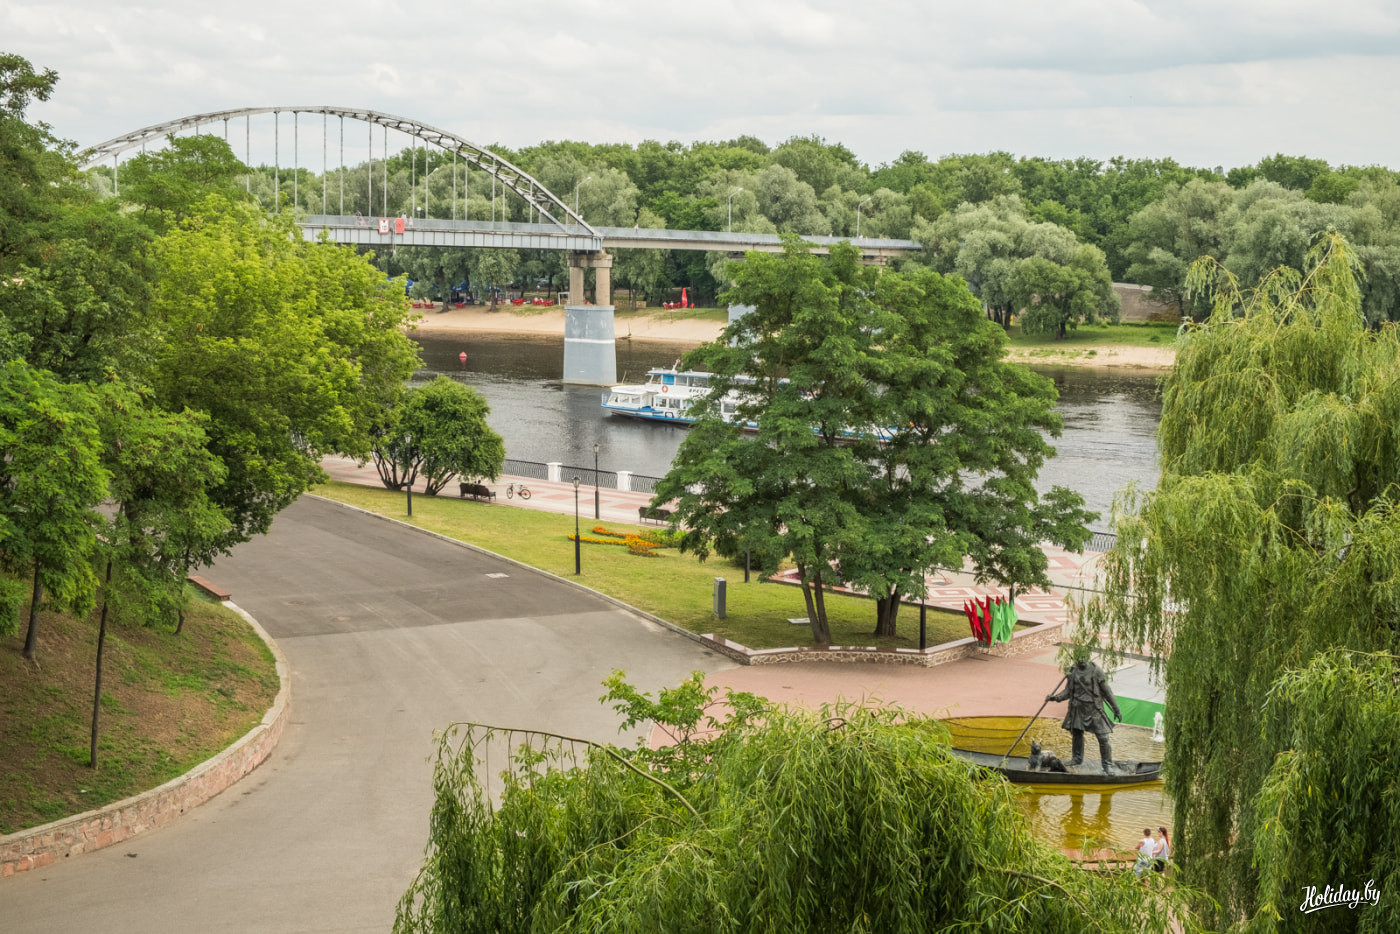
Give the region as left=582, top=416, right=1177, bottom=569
left=547, top=462, right=562, bottom=483
left=615, top=471, right=632, bottom=493
left=593, top=251, right=612, bottom=308
left=568, top=263, right=585, bottom=307
left=562, top=305, right=617, bottom=385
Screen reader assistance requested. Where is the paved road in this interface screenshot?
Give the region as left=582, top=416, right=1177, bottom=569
left=3, top=496, right=730, bottom=932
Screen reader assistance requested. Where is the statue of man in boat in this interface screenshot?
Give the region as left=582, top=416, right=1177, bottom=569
left=1047, top=658, right=1123, bottom=774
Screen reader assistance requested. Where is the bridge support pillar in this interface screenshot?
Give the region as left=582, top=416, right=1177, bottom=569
left=563, top=305, right=617, bottom=386
left=567, top=250, right=613, bottom=306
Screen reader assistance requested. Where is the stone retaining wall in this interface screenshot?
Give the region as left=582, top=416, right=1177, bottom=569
left=0, top=603, right=290, bottom=878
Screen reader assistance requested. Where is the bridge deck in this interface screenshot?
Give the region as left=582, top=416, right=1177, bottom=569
left=300, top=215, right=920, bottom=258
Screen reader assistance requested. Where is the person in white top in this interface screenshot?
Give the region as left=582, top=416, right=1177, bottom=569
left=1152, top=827, right=1171, bottom=873
left=1134, top=829, right=1155, bottom=876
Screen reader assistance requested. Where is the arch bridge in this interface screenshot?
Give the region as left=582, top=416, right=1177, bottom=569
left=81, top=108, right=921, bottom=383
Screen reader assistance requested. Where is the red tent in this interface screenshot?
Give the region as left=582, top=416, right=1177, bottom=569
left=680, top=287, right=688, bottom=307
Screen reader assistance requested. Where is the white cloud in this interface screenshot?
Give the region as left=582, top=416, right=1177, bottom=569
left=6, top=0, right=1398, bottom=171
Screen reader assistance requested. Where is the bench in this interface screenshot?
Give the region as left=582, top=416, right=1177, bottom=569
left=187, top=575, right=232, bottom=602
left=459, top=482, right=496, bottom=502
left=638, top=506, right=672, bottom=524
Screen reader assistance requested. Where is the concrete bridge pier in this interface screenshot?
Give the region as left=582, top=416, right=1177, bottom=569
left=567, top=250, right=613, bottom=306
left=563, top=304, right=617, bottom=385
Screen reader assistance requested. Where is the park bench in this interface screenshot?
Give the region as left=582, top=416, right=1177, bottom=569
left=187, top=575, right=232, bottom=602
left=638, top=505, right=672, bottom=524
left=459, top=482, right=496, bottom=502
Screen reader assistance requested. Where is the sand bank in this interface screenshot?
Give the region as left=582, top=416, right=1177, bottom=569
left=411, top=306, right=1175, bottom=369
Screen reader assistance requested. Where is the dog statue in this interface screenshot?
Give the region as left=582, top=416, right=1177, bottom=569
left=1028, top=740, right=1068, bottom=773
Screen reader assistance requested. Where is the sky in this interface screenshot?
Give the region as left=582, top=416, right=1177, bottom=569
left=7, top=0, right=1400, bottom=174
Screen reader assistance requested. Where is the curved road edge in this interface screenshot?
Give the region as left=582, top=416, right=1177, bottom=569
left=0, top=603, right=291, bottom=878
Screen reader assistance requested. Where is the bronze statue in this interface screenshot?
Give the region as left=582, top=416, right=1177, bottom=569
left=1047, top=659, right=1123, bottom=774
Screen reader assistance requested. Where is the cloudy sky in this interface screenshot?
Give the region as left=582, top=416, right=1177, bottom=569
left=7, top=0, right=1400, bottom=172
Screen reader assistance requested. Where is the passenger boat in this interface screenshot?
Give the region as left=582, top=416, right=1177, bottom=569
left=950, top=748, right=1162, bottom=785
left=600, top=366, right=886, bottom=442
left=600, top=365, right=715, bottom=425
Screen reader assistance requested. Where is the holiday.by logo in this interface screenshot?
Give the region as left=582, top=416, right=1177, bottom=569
left=1300, top=880, right=1380, bottom=914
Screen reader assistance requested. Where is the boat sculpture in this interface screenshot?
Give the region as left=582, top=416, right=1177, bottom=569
left=950, top=748, right=1162, bottom=785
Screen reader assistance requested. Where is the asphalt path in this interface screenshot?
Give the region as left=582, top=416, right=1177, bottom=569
left=3, top=496, right=730, bottom=932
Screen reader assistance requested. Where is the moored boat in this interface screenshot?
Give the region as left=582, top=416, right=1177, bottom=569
left=600, top=365, right=713, bottom=425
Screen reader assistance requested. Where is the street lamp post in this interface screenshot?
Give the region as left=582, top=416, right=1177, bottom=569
left=593, top=443, right=600, bottom=520
left=727, top=187, right=743, bottom=232
left=856, top=197, right=872, bottom=238
left=573, top=476, right=582, bottom=575
left=574, top=176, right=591, bottom=219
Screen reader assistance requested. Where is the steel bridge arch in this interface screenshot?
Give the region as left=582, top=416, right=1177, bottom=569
left=77, top=106, right=597, bottom=235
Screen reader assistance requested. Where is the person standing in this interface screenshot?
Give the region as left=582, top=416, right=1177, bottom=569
left=1134, top=828, right=1156, bottom=877
left=1047, top=657, right=1124, bottom=774
left=1152, top=826, right=1171, bottom=873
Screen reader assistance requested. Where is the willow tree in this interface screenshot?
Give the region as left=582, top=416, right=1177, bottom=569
left=1082, top=232, right=1400, bottom=925
left=1250, top=650, right=1400, bottom=932
left=395, top=674, right=1196, bottom=934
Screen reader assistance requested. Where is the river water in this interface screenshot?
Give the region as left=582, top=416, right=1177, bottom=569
left=412, top=331, right=1163, bottom=524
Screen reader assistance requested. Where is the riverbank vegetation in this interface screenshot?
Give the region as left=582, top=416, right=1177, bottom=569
left=0, top=592, right=278, bottom=834
left=311, top=481, right=971, bottom=650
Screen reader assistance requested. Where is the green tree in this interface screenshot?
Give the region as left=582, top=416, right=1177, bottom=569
left=396, top=245, right=472, bottom=307
left=371, top=377, right=504, bottom=495
left=1081, top=233, right=1400, bottom=926
left=116, top=134, right=250, bottom=232
left=1249, top=650, right=1400, bottom=933
left=655, top=241, right=1088, bottom=641
left=916, top=196, right=1118, bottom=333
left=0, top=361, right=107, bottom=659
left=394, top=673, right=1195, bottom=934
left=1122, top=178, right=1237, bottom=316
left=87, top=384, right=228, bottom=767
left=838, top=266, right=1094, bottom=635
left=147, top=197, right=419, bottom=549
left=1011, top=243, right=1119, bottom=339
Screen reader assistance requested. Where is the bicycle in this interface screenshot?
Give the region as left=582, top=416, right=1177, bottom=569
left=506, top=482, right=531, bottom=500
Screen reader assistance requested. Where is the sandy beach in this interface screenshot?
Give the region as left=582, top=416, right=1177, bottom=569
left=411, top=305, right=1176, bottom=370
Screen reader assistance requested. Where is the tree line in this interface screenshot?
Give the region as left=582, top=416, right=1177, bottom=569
left=88, top=125, right=1400, bottom=330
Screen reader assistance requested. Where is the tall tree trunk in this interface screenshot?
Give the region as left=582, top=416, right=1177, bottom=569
left=810, top=567, right=832, bottom=645
left=873, top=594, right=901, bottom=638
left=21, top=564, right=42, bottom=660
left=90, top=558, right=114, bottom=769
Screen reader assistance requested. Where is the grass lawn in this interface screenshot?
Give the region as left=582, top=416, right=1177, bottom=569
left=314, top=481, right=971, bottom=651
left=0, top=595, right=279, bottom=835
left=1005, top=321, right=1181, bottom=358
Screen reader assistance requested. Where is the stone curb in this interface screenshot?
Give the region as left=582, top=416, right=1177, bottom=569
left=0, top=603, right=291, bottom=879
left=309, top=494, right=1065, bottom=669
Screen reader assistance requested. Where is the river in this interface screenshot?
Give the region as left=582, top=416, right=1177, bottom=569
left=411, top=332, right=1163, bottom=524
